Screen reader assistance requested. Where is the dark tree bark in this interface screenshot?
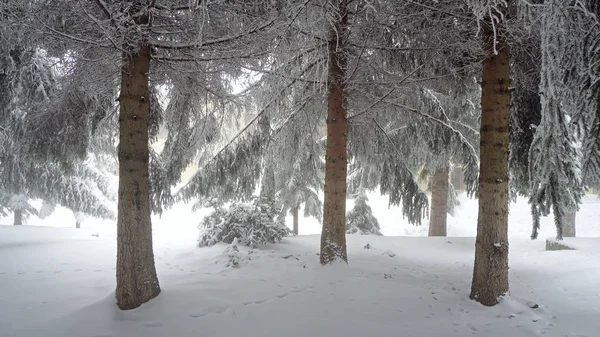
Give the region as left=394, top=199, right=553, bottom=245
left=14, top=210, right=22, bottom=226
left=115, top=4, right=160, bottom=310
left=320, top=0, right=349, bottom=265
left=428, top=166, right=449, bottom=237
left=563, top=212, right=576, bottom=237
left=292, top=206, right=299, bottom=235
left=470, top=20, right=511, bottom=306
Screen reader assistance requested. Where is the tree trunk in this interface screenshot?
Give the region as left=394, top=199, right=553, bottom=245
left=115, top=40, right=160, bottom=309
left=14, top=210, right=22, bottom=226
left=76, top=221, right=81, bottom=229
left=260, top=165, right=275, bottom=199
left=320, top=0, right=349, bottom=265
left=292, top=206, right=299, bottom=235
left=470, top=20, right=511, bottom=306
left=563, top=212, right=576, bottom=237
left=428, top=166, right=449, bottom=236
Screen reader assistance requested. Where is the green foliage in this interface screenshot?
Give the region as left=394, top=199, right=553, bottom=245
left=509, top=32, right=542, bottom=199
left=179, top=130, right=267, bottom=207
left=0, top=42, right=117, bottom=220
left=529, top=0, right=585, bottom=240
left=271, top=120, right=324, bottom=223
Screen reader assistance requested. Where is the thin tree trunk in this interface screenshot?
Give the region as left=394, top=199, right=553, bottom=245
left=14, top=210, right=22, bottom=226
left=470, top=20, right=511, bottom=306
left=292, top=206, right=299, bottom=235
left=115, top=33, right=160, bottom=308
left=429, top=166, right=449, bottom=237
left=320, top=0, right=349, bottom=265
left=563, top=212, right=576, bottom=237
left=76, top=221, right=81, bottom=229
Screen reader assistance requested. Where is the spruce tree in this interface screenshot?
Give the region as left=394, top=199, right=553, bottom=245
left=468, top=0, right=511, bottom=307
left=10, top=0, right=286, bottom=309
left=0, top=15, right=116, bottom=225
left=529, top=0, right=584, bottom=240
left=346, top=192, right=382, bottom=236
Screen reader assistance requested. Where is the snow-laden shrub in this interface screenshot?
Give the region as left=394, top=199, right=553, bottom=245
left=8, top=194, right=31, bottom=212
left=6, top=194, right=39, bottom=223
left=225, top=238, right=242, bottom=268
left=198, top=197, right=290, bottom=248
left=346, top=192, right=382, bottom=235
left=197, top=205, right=227, bottom=247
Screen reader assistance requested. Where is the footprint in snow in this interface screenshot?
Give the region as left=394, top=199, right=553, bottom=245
left=254, top=299, right=267, bottom=304
left=143, top=321, right=162, bottom=328
left=213, top=307, right=227, bottom=314
left=276, top=293, right=288, bottom=298
left=189, top=313, right=206, bottom=318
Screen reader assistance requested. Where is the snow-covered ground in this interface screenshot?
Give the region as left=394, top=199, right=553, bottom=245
left=0, top=193, right=599, bottom=337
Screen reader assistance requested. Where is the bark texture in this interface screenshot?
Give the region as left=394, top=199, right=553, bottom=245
left=563, top=212, right=576, bottom=237
left=292, top=206, right=299, bottom=235
left=115, top=42, right=160, bottom=310
left=470, top=22, right=511, bottom=306
left=320, top=0, right=349, bottom=265
left=14, top=210, right=22, bottom=226
left=428, top=167, right=449, bottom=237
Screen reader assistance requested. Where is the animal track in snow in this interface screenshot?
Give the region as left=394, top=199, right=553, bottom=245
left=142, top=321, right=162, bottom=328
left=189, top=284, right=316, bottom=321
left=213, top=307, right=227, bottom=314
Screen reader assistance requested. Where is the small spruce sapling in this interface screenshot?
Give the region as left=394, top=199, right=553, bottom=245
left=346, top=192, right=382, bottom=235
left=225, top=238, right=242, bottom=268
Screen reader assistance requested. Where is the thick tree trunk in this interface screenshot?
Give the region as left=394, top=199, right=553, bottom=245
left=470, top=21, right=511, bottom=306
left=291, top=206, right=299, bottom=235
left=14, top=210, right=22, bottom=226
left=428, top=166, right=449, bottom=237
left=115, top=42, right=160, bottom=310
left=563, top=212, right=576, bottom=237
left=76, top=221, right=81, bottom=229
left=320, top=0, right=349, bottom=265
